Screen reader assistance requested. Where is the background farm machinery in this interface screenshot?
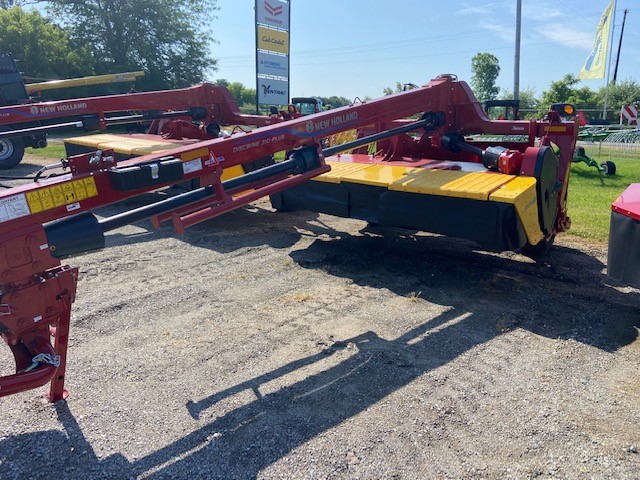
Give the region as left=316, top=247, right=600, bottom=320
left=5, top=73, right=635, bottom=406
left=0, top=52, right=294, bottom=169
left=484, top=99, right=618, bottom=176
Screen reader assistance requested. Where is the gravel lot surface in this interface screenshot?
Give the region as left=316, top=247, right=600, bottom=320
left=1, top=156, right=639, bottom=479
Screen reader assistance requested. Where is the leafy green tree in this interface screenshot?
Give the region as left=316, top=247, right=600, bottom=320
left=471, top=53, right=500, bottom=102
left=1, top=0, right=43, bottom=7
left=498, top=87, right=539, bottom=119
left=228, top=81, right=257, bottom=106
left=500, top=87, right=538, bottom=110
left=318, top=95, right=350, bottom=109
left=0, top=7, right=93, bottom=82
left=599, top=79, right=640, bottom=114
left=383, top=82, right=403, bottom=96
left=383, top=82, right=418, bottom=96
left=215, top=79, right=256, bottom=112
left=538, top=74, right=599, bottom=116
left=47, top=0, right=219, bottom=90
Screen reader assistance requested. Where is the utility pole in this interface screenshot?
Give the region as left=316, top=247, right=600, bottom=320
left=513, top=0, right=522, bottom=101
left=612, top=8, right=628, bottom=85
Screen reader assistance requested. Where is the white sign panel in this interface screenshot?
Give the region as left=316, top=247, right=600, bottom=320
left=257, top=77, right=289, bottom=105
left=257, top=0, right=289, bottom=30
left=257, top=51, right=288, bottom=78
left=0, top=194, right=30, bottom=223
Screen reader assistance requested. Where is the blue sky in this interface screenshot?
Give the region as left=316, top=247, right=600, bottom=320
left=212, top=0, right=639, bottom=99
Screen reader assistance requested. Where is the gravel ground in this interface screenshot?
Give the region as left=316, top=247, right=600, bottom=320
left=1, top=156, right=639, bottom=479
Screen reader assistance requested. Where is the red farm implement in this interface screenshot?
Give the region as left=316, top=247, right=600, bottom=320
left=0, top=74, right=579, bottom=401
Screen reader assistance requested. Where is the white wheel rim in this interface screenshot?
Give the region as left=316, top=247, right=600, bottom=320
left=0, top=139, right=14, bottom=161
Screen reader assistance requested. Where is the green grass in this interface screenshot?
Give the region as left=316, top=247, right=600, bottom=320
left=567, top=147, right=640, bottom=242
left=26, top=143, right=68, bottom=159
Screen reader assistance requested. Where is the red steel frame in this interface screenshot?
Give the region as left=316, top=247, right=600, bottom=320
left=0, top=74, right=578, bottom=401
left=0, top=82, right=274, bottom=131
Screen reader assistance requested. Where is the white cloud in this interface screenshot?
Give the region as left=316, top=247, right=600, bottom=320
left=522, top=3, right=564, bottom=21
left=457, top=2, right=501, bottom=16
left=480, top=18, right=597, bottom=51
left=535, top=24, right=596, bottom=50
left=480, top=23, right=516, bottom=44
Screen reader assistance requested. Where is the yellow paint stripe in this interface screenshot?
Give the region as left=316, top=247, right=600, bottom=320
left=220, top=165, right=245, bottom=181
left=181, top=148, right=209, bottom=162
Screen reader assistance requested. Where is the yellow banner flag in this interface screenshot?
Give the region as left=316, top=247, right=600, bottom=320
left=579, top=1, right=614, bottom=79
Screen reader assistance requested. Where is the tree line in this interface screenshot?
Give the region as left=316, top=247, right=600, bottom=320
left=469, top=52, right=640, bottom=121
left=0, top=1, right=217, bottom=92
left=0, top=2, right=354, bottom=110
left=1, top=4, right=637, bottom=121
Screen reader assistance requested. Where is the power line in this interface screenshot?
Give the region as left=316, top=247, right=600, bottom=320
left=556, top=0, right=598, bottom=25
left=218, top=7, right=609, bottom=64
left=218, top=35, right=599, bottom=69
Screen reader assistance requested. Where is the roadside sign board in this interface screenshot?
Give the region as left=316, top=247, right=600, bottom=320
left=257, top=78, right=289, bottom=105
left=256, top=0, right=290, bottom=107
left=256, top=0, right=290, bottom=30
left=257, top=51, right=289, bottom=78
left=257, top=26, right=289, bottom=55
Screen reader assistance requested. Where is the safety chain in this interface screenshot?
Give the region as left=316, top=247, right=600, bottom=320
left=22, top=353, right=61, bottom=373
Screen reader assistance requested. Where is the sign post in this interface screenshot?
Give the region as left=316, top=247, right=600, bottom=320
left=255, top=0, right=290, bottom=113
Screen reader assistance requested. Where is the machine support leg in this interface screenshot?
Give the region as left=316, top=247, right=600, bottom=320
left=49, top=310, right=71, bottom=402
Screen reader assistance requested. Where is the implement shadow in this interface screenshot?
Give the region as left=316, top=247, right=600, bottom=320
left=137, top=227, right=638, bottom=477
left=98, top=202, right=333, bottom=255
left=289, top=226, right=639, bottom=351
left=2, top=212, right=638, bottom=479
left=2, top=306, right=498, bottom=479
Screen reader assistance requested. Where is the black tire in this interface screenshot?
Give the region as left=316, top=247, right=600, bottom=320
left=0, top=133, right=25, bottom=169
left=600, top=160, right=616, bottom=176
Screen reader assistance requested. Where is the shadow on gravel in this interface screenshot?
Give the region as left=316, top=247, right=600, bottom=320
left=1, top=309, right=501, bottom=479
left=102, top=204, right=337, bottom=254
left=289, top=226, right=639, bottom=352
left=0, top=161, right=51, bottom=188
left=2, top=211, right=638, bottom=479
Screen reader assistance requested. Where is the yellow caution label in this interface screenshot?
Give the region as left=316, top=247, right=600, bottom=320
left=26, top=192, right=43, bottom=213
left=51, top=185, right=66, bottom=206
left=73, top=180, right=88, bottom=201
left=84, top=177, right=99, bottom=196
left=63, top=183, right=76, bottom=203
left=26, top=177, right=99, bottom=214
left=38, top=189, right=55, bottom=211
